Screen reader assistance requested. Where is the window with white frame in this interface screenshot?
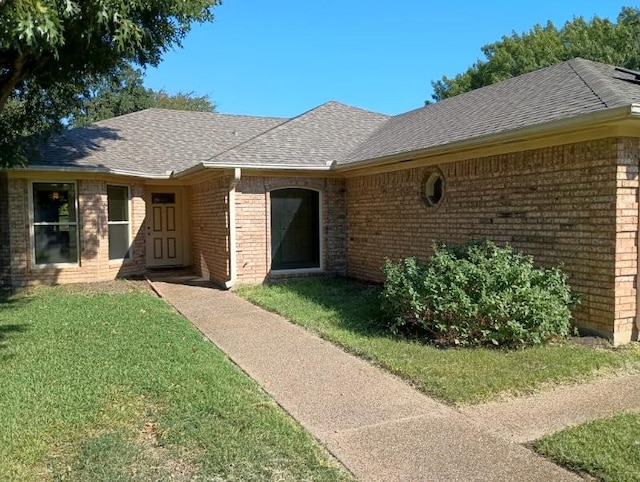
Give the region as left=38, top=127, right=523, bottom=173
left=107, top=185, right=130, bottom=260
left=32, top=182, right=78, bottom=265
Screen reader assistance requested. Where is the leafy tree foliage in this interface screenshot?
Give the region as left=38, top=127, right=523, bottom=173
left=152, top=90, right=215, bottom=113
left=430, top=7, right=640, bottom=102
left=69, top=64, right=154, bottom=128
left=0, top=0, right=219, bottom=166
left=69, top=64, right=215, bottom=128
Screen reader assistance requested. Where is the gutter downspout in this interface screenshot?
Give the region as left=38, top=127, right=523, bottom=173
left=225, top=168, right=241, bottom=289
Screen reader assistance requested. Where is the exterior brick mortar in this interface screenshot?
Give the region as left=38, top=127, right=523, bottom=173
left=346, top=137, right=634, bottom=342
left=0, top=173, right=9, bottom=286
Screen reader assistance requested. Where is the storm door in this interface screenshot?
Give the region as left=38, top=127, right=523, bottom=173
left=270, top=189, right=320, bottom=270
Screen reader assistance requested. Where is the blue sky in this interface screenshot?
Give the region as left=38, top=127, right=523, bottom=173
left=144, top=1, right=633, bottom=118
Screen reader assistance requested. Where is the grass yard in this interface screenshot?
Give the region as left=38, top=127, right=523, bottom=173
left=534, top=413, right=640, bottom=482
left=0, top=282, right=351, bottom=482
left=237, top=278, right=640, bottom=405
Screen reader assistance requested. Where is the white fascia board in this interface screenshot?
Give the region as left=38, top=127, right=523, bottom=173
left=10, top=165, right=172, bottom=179
left=201, top=162, right=333, bottom=171
left=171, top=162, right=333, bottom=177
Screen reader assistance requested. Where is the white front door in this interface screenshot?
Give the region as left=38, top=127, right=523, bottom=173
left=146, top=190, right=183, bottom=267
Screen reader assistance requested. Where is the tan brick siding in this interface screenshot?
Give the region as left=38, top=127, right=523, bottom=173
left=190, top=174, right=232, bottom=285
left=235, top=176, right=347, bottom=283
left=8, top=178, right=146, bottom=285
left=0, top=172, right=9, bottom=286
left=8, top=178, right=30, bottom=284
left=614, top=138, right=640, bottom=344
left=346, top=138, right=632, bottom=342
left=118, top=183, right=146, bottom=278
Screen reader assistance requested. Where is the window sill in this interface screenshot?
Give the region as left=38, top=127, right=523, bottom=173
left=32, top=263, right=80, bottom=269
left=270, top=267, right=323, bottom=275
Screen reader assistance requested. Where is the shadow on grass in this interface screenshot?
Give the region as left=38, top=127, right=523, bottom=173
left=0, top=289, right=31, bottom=359
left=0, top=324, right=28, bottom=342
left=0, top=288, right=32, bottom=311
left=267, top=277, right=387, bottom=338
left=0, top=324, right=28, bottom=362
left=0, top=288, right=15, bottom=304
left=262, top=277, right=452, bottom=349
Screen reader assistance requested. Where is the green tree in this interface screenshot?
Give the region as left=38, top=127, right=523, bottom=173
left=0, top=0, right=219, bottom=166
left=430, top=7, right=640, bottom=102
left=152, top=90, right=216, bottom=113
left=69, top=64, right=215, bottom=127
left=70, top=64, right=155, bottom=128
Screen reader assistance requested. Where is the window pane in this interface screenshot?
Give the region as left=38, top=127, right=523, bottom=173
left=107, top=185, right=128, bottom=222
left=34, top=225, right=78, bottom=264
left=151, top=193, right=175, bottom=204
left=33, top=183, right=76, bottom=223
left=108, top=224, right=130, bottom=260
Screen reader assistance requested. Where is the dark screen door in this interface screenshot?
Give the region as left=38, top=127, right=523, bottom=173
left=270, top=189, right=320, bottom=270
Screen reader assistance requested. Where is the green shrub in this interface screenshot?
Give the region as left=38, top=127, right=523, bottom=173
left=380, top=240, right=576, bottom=347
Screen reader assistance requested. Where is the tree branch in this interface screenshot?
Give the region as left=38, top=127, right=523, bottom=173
left=0, top=55, right=26, bottom=111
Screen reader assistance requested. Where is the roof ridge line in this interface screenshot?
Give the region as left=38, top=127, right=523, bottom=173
left=341, top=116, right=395, bottom=162
left=568, top=58, right=628, bottom=108
left=204, top=114, right=299, bottom=162
left=92, top=108, right=286, bottom=127
left=204, top=101, right=363, bottom=163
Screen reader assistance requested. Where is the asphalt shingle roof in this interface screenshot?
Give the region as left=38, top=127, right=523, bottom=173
left=26, top=58, right=640, bottom=176
left=206, top=101, right=389, bottom=168
left=344, top=58, right=640, bottom=164
left=32, top=109, right=286, bottom=176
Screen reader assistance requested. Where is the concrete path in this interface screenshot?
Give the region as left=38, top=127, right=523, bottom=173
left=145, top=272, right=636, bottom=481
left=462, top=373, right=640, bottom=443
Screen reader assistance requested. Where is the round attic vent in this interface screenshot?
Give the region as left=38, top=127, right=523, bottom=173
left=422, top=170, right=445, bottom=208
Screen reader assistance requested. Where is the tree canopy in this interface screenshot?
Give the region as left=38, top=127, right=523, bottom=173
left=70, top=64, right=215, bottom=128
left=0, top=0, right=219, bottom=166
left=429, top=7, right=640, bottom=102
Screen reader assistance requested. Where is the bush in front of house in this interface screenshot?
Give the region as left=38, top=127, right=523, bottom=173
left=380, top=240, right=575, bottom=348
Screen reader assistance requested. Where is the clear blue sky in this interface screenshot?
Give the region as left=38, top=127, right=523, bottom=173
left=144, top=1, right=634, bottom=118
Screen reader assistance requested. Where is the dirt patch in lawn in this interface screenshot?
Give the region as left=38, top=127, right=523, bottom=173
left=56, top=279, right=152, bottom=295
left=568, top=335, right=614, bottom=350
left=134, top=421, right=202, bottom=481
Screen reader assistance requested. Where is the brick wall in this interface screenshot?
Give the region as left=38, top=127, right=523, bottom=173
left=8, top=178, right=146, bottom=285
left=8, top=178, right=30, bottom=284
left=346, top=138, right=634, bottom=343
left=614, top=138, right=640, bottom=344
left=235, top=176, right=347, bottom=284
left=0, top=173, right=9, bottom=286
left=117, top=183, right=147, bottom=278
left=190, top=174, right=232, bottom=285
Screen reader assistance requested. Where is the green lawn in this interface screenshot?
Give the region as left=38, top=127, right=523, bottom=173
left=237, top=278, right=640, bottom=405
left=534, top=413, right=640, bottom=482
left=0, top=282, right=351, bottom=482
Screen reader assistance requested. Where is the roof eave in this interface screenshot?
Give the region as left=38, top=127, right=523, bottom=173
left=337, top=104, right=640, bottom=172
left=9, top=165, right=173, bottom=180
left=171, top=161, right=334, bottom=178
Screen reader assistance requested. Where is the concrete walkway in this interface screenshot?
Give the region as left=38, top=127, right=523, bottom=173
left=462, top=373, right=640, bottom=444
left=147, top=272, right=638, bottom=481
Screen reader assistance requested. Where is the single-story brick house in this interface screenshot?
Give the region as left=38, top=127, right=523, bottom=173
left=1, top=58, right=639, bottom=344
